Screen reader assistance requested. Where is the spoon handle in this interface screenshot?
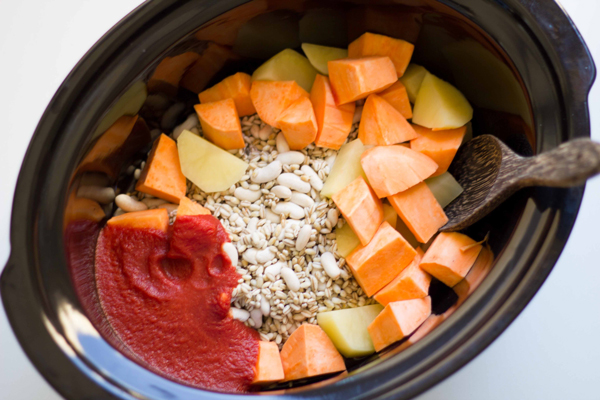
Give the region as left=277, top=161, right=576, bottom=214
left=519, top=138, right=600, bottom=187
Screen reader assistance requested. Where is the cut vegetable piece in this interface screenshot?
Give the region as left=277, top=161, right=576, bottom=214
left=107, top=209, right=169, bottom=232
left=321, top=139, right=368, bottom=198
left=396, top=218, right=420, bottom=248
left=276, top=96, right=318, bottom=150
left=280, top=324, right=346, bottom=381
left=410, top=124, right=466, bottom=176
left=420, top=232, right=483, bottom=287
left=367, top=296, right=431, bottom=352
left=374, top=248, right=430, bottom=305
left=177, top=130, right=249, bottom=193
left=194, top=99, right=245, bottom=150
left=412, top=73, right=473, bottom=130
left=378, top=80, right=412, bottom=119
left=328, top=57, right=397, bottom=104
left=136, top=134, right=187, bottom=204
left=177, top=197, right=211, bottom=217
left=311, top=74, right=355, bottom=150
left=251, top=49, right=318, bottom=92
left=399, top=64, right=428, bottom=103
left=332, top=176, right=383, bottom=246
left=348, top=32, right=414, bottom=77
left=360, top=145, right=438, bottom=198
left=250, top=80, right=309, bottom=127
left=317, top=304, right=384, bottom=358
left=346, top=221, right=417, bottom=296
left=148, top=52, right=200, bottom=95
left=425, top=172, right=464, bottom=208
left=301, top=43, right=348, bottom=75
left=336, top=223, right=361, bottom=258
left=199, top=72, right=256, bottom=117
left=388, top=182, right=448, bottom=243
left=358, top=94, right=417, bottom=146
left=180, top=43, right=239, bottom=94
left=253, top=341, right=285, bottom=384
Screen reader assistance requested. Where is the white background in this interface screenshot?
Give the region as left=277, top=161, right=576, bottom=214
left=1, top=0, right=599, bottom=399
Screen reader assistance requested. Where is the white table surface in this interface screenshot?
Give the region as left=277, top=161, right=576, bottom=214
left=1, top=1, right=599, bottom=399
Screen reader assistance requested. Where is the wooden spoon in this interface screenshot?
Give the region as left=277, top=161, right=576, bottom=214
left=440, top=135, right=600, bottom=232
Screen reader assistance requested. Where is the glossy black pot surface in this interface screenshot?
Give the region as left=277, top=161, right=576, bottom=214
left=1, top=0, right=594, bottom=399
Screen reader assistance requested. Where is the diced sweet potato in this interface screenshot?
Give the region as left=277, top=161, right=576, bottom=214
left=280, top=324, right=346, bottom=381
left=276, top=96, right=318, bottom=150
left=374, top=248, right=430, bottom=305
left=419, top=232, right=483, bottom=287
left=107, top=209, right=169, bottom=232
left=368, top=296, right=431, bottom=352
left=348, top=32, right=415, bottom=77
left=388, top=182, right=448, bottom=243
left=311, top=74, right=355, bottom=150
left=250, top=80, right=309, bottom=127
left=253, top=341, right=285, bottom=384
left=358, top=94, right=417, bottom=146
left=332, top=176, right=383, bottom=246
left=177, top=196, right=211, bottom=217
left=199, top=72, right=256, bottom=117
left=378, top=80, right=412, bottom=119
left=328, top=57, right=397, bottom=104
left=136, top=134, right=187, bottom=204
left=410, top=124, right=467, bottom=176
left=346, top=221, right=417, bottom=296
left=147, top=52, right=200, bottom=96
left=194, top=98, right=245, bottom=150
left=360, top=145, right=438, bottom=198
left=180, top=43, right=239, bottom=94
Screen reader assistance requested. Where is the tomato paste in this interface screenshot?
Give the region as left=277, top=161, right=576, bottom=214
left=95, top=215, right=259, bottom=392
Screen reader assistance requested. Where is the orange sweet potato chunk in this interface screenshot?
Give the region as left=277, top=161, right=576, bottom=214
left=199, top=72, right=256, bottom=117
left=361, top=145, right=438, bottom=198
left=332, top=176, right=383, bottom=246
left=311, top=74, right=356, bottom=150
left=328, top=57, right=397, bottom=104
left=136, top=134, right=187, bottom=204
left=368, top=296, right=431, bottom=352
left=348, top=32, right=415, bottom=77
left=374, top=248, right=430, bottom=305
left=253, top=341, right=285, bottom=384
left=419, top=232, right=483, bottom=287
left=148, top=52, right=201, bottom=94
left=388, top=182, right=448, bottom=243
left=194, top=98, right=245, bottom=150
left=177, top=196, right=211, bottom=217
left=107, top=209, right=169, bottom=232
left=410, top=124, right=467, bottom=176
left=250, top=80, right=309, bottom=127
left=346, top=221, right=417, bottom=296
left=180, top=43, right=239, bottom=94
left=358, top=94, right=417, bottom=146
left=276, top=96, right=318, bottom=150
left=378, top=80, right=412, bottom=119
left=280, top=324, right=346, bottom=381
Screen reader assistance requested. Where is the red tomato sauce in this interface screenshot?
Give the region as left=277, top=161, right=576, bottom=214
left=95, top=215, right=259, bottom=392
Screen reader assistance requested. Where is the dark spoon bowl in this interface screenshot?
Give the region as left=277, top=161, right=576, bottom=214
left=0, top=0, right=594, bottom=399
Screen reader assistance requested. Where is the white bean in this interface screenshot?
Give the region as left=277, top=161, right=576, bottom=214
left=250, top=309, right=263, bottom=329
left=281, top=267, right=300, bottom=292
left=76, top=185, right=115, bottom=204
left=157, top=203, right=178, bottom=213
left=242, top=248, right=257, bottom=264
left=301, top=165, right=324, bottom=191
left=327, top=208, right=339, bottom=227
left=276, top=151, right=305, bottom=165
left=264, top=209, right=281, bottom=223
left=252, top=160, right=282, bottom=183
left=222, top=242, right=238, bottom=266
left=290, top=192, right=314, bottom=208
left=234, top=187, right=261, bottom=202
left=115, top=194, right=148, bottom=212
left=271, top=185, right=292, bottom=199
left=173, top=113, right=199, bottom=140
left=325, top=154, right=337, bottom=168
left=277, top=173, right=311, bottom=193
left=272, top=202, right=304, bottom=220
left=260, top=296, right=271, bottom=316
left=265, top=261, right=284, bottom=277
left=321, top=252, right=341, bottom=279
left=231, top=307, right=250, bottom=322
left=250, top=124, right=260, bottom=138
left=256, top=249, right=276, bottom=264
left=247, top=217, right=259, bottom=232
left=258, top=125, right=272, bottom=141
left=142, top=198, right=167, bottom=208
left=296, top=224, right=312, bottom=251
left=276, top=132, right=290, bottom=153
left=353, top=105, right=363, bottom=124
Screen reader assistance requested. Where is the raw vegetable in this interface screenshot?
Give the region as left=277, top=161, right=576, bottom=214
left=317, top=304, right=384, bottom=357
left=412, top=73, right=473, bottom=130
left=180, top=43, right=239, bottom=94
left=199, top=72, right=256, bottom=117
left=177, top=197, right=211, bottom=217
left=358, top=94, right=417, bottom=146
left=148, top=52, right=200, bottom=95
left=346, top=221, right=417, bottom=296
left=136, top=134, right=187, bottom=204
left=251, top=49, right=318, bottom=92
left=250, top=80, right=308, bottom=127
left=378, top=80, right=412, bottom=119
left=311, top=74, right=355, bottom=150
left=367, top=296, right=431, bottom=352
left=177, top=130, right=249, bottom=193
left=106, top=209, right=169, bottom=232
left=399, top=64, right=428, bottom=103
left=425, top=172, right=464, bottom=208
left=276, top=96, right=318, bottom=150
left=280, top=324, right=346, bottom=381
left=194, top=98, right=245, bottom=150
left=301, top=43, right=348, bottom=75
left=335, top=223, right=361, bottom=258
left=374, top=248, right=430, bottom=305
left=332, top=176, right=384, bottom=246
left=252, top=341, right=285, bottom=384
left=348, top=32, right=414, bottom=77
left=321, top=138, right=368, bottom=198
left=328, top=57, right=397, bottom=104
left=410, top=124, right=467, bottom=176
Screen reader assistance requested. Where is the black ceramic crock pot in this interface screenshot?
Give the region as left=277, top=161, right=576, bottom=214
left=1, top=0, right=595, bottom=399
